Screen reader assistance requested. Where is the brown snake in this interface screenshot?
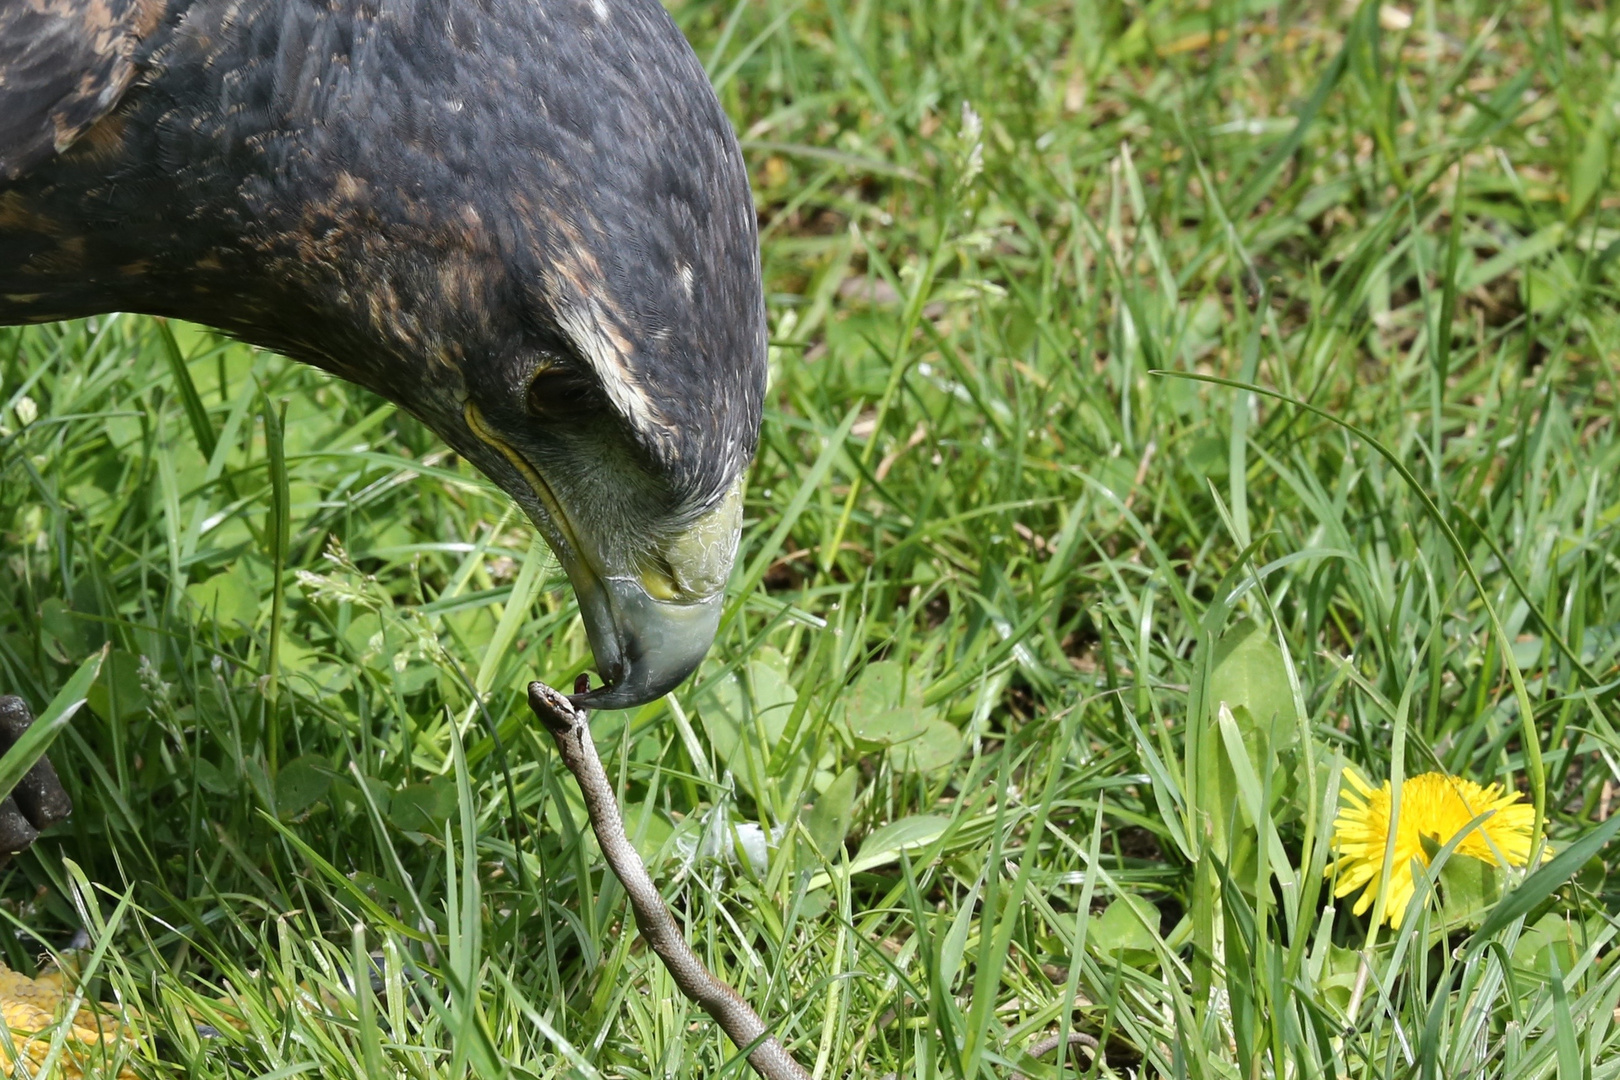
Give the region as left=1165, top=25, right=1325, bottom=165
left=529, top=678, right=1102, bottom=1080
left=529, top=679, right=813, bottom=1080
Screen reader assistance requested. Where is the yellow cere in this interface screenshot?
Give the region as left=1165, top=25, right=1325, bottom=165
left=1328, top=769, right=1547, bottom=929
left=659, top=478, right=743, bottom=600
left=638, top=565, right=681, bottom=602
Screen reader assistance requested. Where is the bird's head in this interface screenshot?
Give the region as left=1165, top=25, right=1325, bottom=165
left=238, top=0, right=768, bottom=710
left=446, top=256, right=763, bottom=710
left=0, top=0, right=766, bottom=708
left=414, top=2, right=766, bottom=709
left=456, top=367, right=751, bottom=712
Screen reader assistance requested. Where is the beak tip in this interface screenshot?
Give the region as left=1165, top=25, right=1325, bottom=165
left=571, top=584, right=724, bottom=710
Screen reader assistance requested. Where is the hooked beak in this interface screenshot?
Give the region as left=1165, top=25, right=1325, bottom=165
left=464, top=404, right=741, bottom=710
left=567, top=575, right=723, bottom=709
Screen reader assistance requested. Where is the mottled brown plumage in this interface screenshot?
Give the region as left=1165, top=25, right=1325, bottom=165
left=0, top=0, right=155, bottom=181
left=0, top=0, right=767, bottom=709
left=0, top=10, right=792, bottom=1072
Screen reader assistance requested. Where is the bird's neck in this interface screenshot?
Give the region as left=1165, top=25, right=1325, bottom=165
left=0, top=0, right=456, bottom=399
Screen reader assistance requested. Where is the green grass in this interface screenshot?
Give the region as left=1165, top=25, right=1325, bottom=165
left=3, top=0, right=1620, bottom=1076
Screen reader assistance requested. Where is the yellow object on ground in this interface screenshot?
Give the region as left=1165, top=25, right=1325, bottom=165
left=0, top=962, right=134, bottom=1079
left=1329, top=769, right=1546, bottom=929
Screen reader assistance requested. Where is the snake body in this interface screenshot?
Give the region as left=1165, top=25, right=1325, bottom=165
left=529, top=679, right=1104, bottom=1080
left=528, top=680, right=812, bottom=1080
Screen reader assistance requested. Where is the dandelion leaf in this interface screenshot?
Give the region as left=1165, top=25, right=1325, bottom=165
left=840, top=660, right=959, bottom=776
left=40, top=597, right=88, bottom=663
left=1510, top=912, right=1602, bottom=983
left=698, top=648, right=816, bottom=815
left=390, top=777, right=458, bottom=835
left=1207, top=623, right=1305, bottom=860
left=274, top=755, right=333, bottom=820
left=86, top=650, right=148, bottom=723
left=805, top=766, right=859, bottom=857
left=1209, top=622, right=1295, bottom=738
left=1090, top=894, right=1159, bottom=968
left=842, top=660, right=922, bottom=747
left=185, top=569, right=259, bottom=637
left=1436, top=850, right=1501, bottom=928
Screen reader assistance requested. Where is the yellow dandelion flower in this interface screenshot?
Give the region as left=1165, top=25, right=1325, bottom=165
left=1328, top=769, right=1545, bottom=929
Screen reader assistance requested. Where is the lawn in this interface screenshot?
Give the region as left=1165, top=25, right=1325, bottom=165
left=1, top=0, right=1618, bottom=1076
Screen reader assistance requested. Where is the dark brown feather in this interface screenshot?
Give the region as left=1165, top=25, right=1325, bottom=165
left=0, top=0, right=163, bottom=181
left=0, top=0, right=767, bottom=710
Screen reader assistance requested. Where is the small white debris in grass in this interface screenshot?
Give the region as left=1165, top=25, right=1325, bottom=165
left=1379, top=5, right=1413, bottom=30
left=671, top=801, right=786, bottom=878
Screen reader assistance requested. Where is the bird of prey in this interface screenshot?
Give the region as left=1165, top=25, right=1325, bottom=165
left=0, top=0, right=766, bottom=714
left=0, top=5, right=803, bottom=1072
left=0, top=8, right=825, bottom=1073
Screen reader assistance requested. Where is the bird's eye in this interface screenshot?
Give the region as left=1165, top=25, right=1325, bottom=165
left=526, top=366, right=596, bottom=421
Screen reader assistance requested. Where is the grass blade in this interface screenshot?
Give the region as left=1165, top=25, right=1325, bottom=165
left=0, top=648, right=105, bottom=799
